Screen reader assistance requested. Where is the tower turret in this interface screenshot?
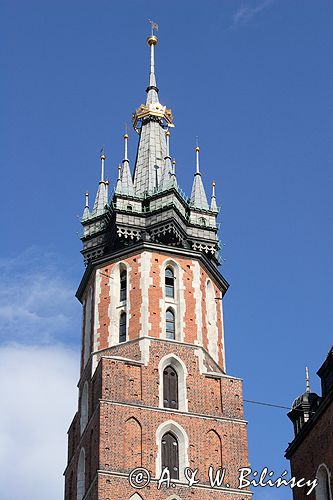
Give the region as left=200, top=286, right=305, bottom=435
left=287, top=367, right=321, bottom=436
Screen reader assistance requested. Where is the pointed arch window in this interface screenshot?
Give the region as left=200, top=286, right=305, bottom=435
left=119, top=312, right=127, bottom=343
left=161, top=432, right=179, bottom=479
left=76, top=448, right=85, bottom=500
left=316, top=465, right=331, bottom=500
left=163, top=365, right=178, bottom=409
left=166, top=309, right=175, bottom=340
left=120, top=269, right=127, bottom=302
left=165, top=267, right=175, bottom=298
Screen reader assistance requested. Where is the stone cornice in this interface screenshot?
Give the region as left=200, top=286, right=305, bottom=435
left=76, top=241, right=229, bottom=301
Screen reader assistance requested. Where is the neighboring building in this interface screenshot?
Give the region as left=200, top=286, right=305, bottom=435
left=286, top=348, right=333, bottom=499
left=64, top=29, right=252, bottom=500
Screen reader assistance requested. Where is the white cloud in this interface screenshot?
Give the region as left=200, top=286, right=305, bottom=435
left=0, top=247, right=80, bottom=345
left=0, top=343, right=79, bottom=500
left=0, top=248, right=81, bottom=498
left=231, top=0, right=274, bottom=28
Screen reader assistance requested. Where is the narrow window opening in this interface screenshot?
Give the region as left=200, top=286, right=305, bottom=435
left=166, top=309, right=175, bottom=340
left=161, top=432, right=179, bottom=480
left=119, top=312, right=127, bottom=343
left=163, top=366, right=179, bottom=409
left=165, top=267, right=175, bottom=298
left=120, top=269, right=127, bottom=302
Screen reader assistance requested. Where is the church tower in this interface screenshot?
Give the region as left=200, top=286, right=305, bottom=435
left=64, top=27, right=252, bottom=500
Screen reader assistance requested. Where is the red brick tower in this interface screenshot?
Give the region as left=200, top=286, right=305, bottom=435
left=64, top=27, right=252, bottom=500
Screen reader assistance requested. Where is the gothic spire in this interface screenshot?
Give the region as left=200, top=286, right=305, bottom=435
left=92, top=150, right=108, bottom=216
left=115, top=164, right=122, bottom=194
left=82, top=192, right=90, bottom=221
left=132, top=26, right=174, bottom=198
left=190, top=145, right=209, bottom=210
left=210, top=180, right=218, bottom=213
left=119, top=132, right=135, bottom=196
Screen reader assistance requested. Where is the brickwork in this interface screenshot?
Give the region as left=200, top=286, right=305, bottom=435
left=65, top=248, right=251, bottom=500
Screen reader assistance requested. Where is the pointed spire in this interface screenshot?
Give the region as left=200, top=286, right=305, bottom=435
left=146, top=20, right=159, bottom=104
left=306, top=366, right=311, bottom=393
left=92, top=149, right=108, bottom=216
left=210, top=180, right=219, bottom=213
left=100, top=146, right=105, bottom=181
left=82, top=192, right=90, bottom=221
left=190, top=145, right=209, bottom=210
left=116, top=132, right=135, bottom=197
left=115, top=164, right=122, bottom=193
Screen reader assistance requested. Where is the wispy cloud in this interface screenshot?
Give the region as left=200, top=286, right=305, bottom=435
left=0, top=247, right=80, bottom=345
left=0, top=247, right=80, bottom=499
left=231, top=0, right=274, bottom=29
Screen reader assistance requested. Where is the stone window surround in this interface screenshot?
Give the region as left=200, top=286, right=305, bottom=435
left=160, top=258, right=185, bottom=342
left=158, top=354, right=188, bottom=412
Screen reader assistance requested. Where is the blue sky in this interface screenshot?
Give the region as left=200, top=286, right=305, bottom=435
left=1, top=1, right=332, bottom=499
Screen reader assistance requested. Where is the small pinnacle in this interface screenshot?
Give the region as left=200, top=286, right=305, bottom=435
left=305, top=367, right=311, bottom=393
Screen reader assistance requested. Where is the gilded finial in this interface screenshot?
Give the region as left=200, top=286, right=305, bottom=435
left=148, top=19, right=159, bottom=45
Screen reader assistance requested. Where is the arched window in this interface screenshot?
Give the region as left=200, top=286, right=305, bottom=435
left=163, top=366, right=178, bottom=409
left=162, top=432, right=179, bottom=479
left=165, top=267, right=175, bottom=298
left=166, top=309, right=175, bottom=340
left=76, top=448, right=85, bottom=500
left=119, top=312, right=127, bottom=343
left=120, top=269, right=127, bottom=302
left=200, top=217, right=206, bottom=226
left=316, top=464, right=331, bottom=500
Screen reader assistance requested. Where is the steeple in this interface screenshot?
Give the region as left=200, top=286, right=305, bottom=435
left=190, top=145, right=209, bottom=210
left=92, top=149, right=108, bottom=216
left=80, top=27, right=220, bottom=267
left=132, top=23, right=174, bottom=197
left=210, top=180, right=219, bottom=213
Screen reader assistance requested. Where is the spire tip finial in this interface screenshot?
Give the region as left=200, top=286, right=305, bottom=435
left=306, top=366, right=311, bottom=393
